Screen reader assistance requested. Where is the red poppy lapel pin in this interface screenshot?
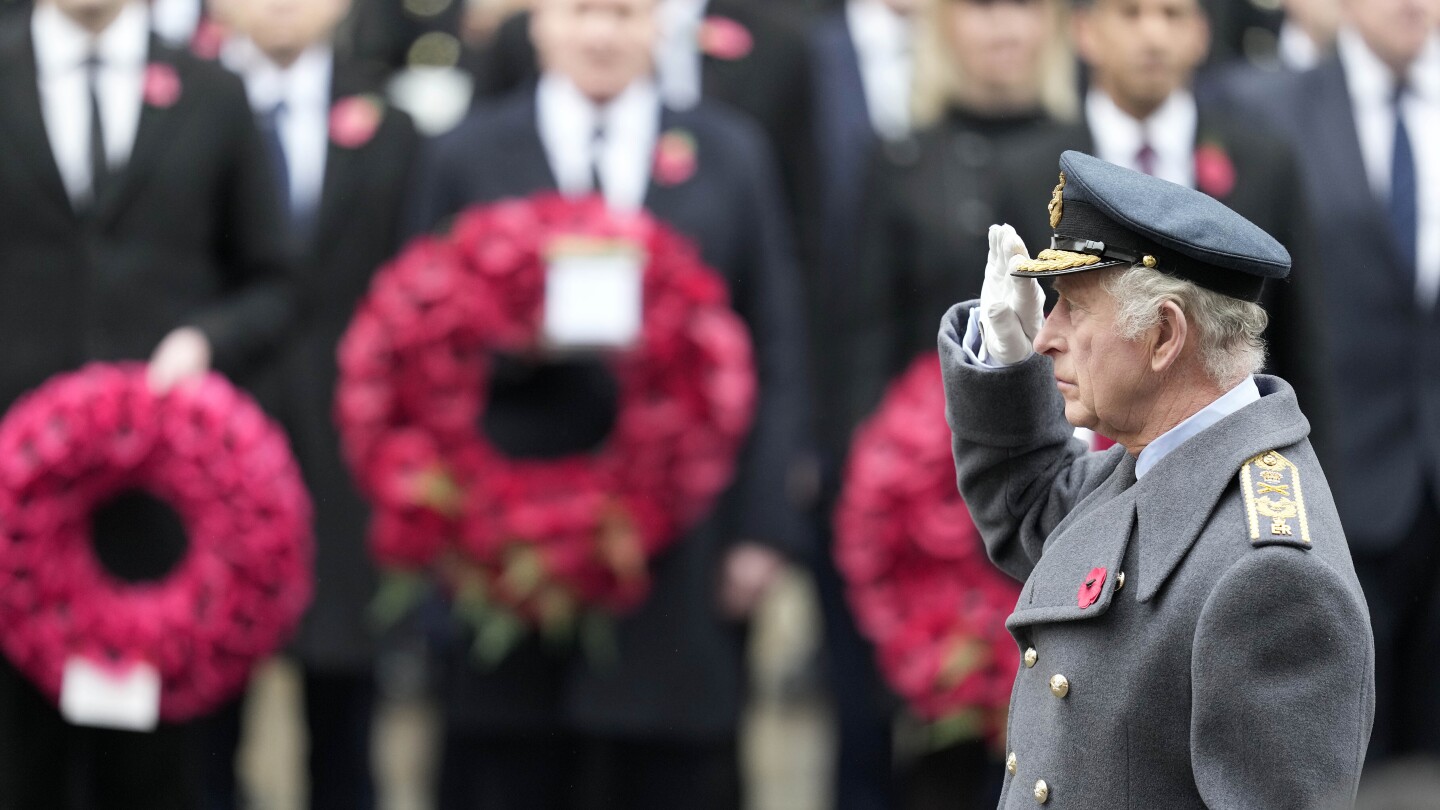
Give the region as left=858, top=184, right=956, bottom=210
left=1077, top=566, right=1107, bottom=609
left=142, top=63, right=182, bottom=109
left=653, top=129, right=698, bottom=187
left=698, top=16, right=753, bottom=61
left=1194, top=141, right=1237, bottom=199
left=330, top=95, right=385, bottom=149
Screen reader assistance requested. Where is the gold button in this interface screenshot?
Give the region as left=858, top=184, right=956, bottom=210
left=1049, top=674, right=1069, bottom=698
left=1116, top=571, right=1126, bottom=591
left=1024, top=647, right=1037, bottom=668
left=1034, top=779, right=1050, bottom=804
left=1006, top=752, right=1017, bottom=775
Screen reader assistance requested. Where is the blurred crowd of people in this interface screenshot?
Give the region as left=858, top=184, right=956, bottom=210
left=0, top=0, right=1437, bottom=808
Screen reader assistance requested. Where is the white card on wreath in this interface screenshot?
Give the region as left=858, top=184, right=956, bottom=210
left=60, top=656, right=160, bottom=731
left=542, top=240, right=645, bottom=350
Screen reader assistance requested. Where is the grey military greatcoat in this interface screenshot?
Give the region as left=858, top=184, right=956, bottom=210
left=940, top=302, right=1374, bottom=809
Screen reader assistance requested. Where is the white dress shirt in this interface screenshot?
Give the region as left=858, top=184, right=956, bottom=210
left=536, top=74, right=660, bottom=213
left=1337, top=27, right=1440, bottom=308
left=32, top=0, right=148, bottom=206
left=225, top=40, right=333, bottom=219
left=958, top=307, right=1262, bottom=474
left=655, top=0, right=707, bottom=111
left=149, top=0, right=201, bottom=48
left=1277, top=21, right=1324, bottom=72
left=846, top=0, right=912, bottom=141
left=1085, top=88, right=1198, bottom=188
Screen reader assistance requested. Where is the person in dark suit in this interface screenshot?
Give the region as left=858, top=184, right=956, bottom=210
left=0, top=0, right=295, bottom=806
left=1253, top=0, right=1440, bottom=764
left=468, top=0, right=814, bottom=229
left=197, top=0, right=421, bottom=807
left=406, top=0, right=808, bottom=808
left=806, top=3, right=920, bottom=806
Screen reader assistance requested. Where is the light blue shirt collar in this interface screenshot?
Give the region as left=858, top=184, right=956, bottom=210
left=1135, top=376, right=1261, bottom=479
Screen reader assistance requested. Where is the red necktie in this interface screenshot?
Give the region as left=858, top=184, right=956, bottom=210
left=1136, top=143, right=1157, bottom=176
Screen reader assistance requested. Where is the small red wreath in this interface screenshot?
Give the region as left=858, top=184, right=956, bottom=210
left=0, top=364, right=313, bottom=722
left=835, top=353, right=1020, bottom=742
left=336, top=194, right=756, bottom=632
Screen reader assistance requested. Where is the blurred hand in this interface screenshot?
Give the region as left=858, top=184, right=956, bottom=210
left=979, top=224, right=1045, bottom=365
left=147, top=327, right=211, bottom=393
left=718, top=541, right=787, bottom=620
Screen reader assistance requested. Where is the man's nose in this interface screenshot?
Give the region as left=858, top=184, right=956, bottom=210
left=1033, top=312, right=1061, bottom=356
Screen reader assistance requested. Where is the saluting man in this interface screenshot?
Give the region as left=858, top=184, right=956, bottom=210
left=940, top=150, right=1374, bottom=808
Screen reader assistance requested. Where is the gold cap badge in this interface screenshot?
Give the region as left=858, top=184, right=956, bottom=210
left=1047, top=172, right=1066, bottom=230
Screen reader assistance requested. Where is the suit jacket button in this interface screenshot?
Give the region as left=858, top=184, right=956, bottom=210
left=1116, top=571, right=1126, bottom=591
left=1049, top=674, right=1069, bottom=698
left=1007, top=752, right=1018, bottom=774
left=1034, top=779, right=1050, bottom=804
left=1024, top=647, right=1038, bottom=668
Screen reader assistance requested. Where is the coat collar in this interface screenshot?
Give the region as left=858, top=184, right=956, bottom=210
left=1130, top=374, right=1310, bottom=602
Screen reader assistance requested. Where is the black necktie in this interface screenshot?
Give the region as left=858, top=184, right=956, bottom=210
left=1390, top=85, right=1418, bottom=275
left=590, top=122, right=606, bottom=199
left=258, top=101, right=290, bottom=214
left=85, top=54, right=109, bottom=205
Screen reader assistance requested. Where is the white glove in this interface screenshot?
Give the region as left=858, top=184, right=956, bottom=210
left=978, top=224, right=1045, bottom=365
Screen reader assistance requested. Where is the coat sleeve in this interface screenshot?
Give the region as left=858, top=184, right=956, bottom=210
left=188, top=69, right=298, bottom=375
left=1190, top=548, right=1374, bottom=809
left=939, top=302, right=1114, bottom=582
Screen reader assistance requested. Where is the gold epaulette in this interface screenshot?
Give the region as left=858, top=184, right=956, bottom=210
left=1240, top=450, right=1311, bottom=549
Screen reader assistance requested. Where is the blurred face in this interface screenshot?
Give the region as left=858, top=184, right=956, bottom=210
left=1282, top=0, right=1340, bottom=43
left=1075, top=0, right=1209, bottom=118
left=531, top=0, right=658, bottom=103
left=883, top=0, right=923, bottom=14
left=946, top=0, right=1053, bottom=104
left=232, top=0, right=352, bottom=60
left=48, top=0, right=132, bottom=33
left=1342, top=0, right=1437, bottom=74
left=1033, top=271, right=1154, bottom=438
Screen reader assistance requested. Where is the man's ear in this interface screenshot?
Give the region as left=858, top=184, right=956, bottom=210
left=1150, top=299, right=1189, bottom=374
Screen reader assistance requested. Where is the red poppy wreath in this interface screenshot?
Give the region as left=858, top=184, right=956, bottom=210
left=0, top=364, right=313, bottom=722
left=834, top=353, right=1020, bottom=747
left=336, top=194, right=756, bottom=647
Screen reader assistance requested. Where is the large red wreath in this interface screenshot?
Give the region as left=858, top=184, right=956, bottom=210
left=0, top=364, right=313, bottom=722
left=336, top=194, right=756, bottom=635
left=835, top=353, right=1020, bottom=746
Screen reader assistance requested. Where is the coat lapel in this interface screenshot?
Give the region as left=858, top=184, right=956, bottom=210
left=92, top=38, right=184, bottom=228
left=1007, top=452, right=1138, bottom=631
left=313, top=63, right=377, bottom=258
left=1130, top=375, right=1311, bottom=603
left=0, top=22, right=75, bottom=220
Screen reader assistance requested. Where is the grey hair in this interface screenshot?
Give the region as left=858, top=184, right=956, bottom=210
left=1101, top=264, right=1268, bottom=387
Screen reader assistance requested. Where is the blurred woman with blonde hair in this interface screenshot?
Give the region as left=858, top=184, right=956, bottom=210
left=841, top=0, right=1080, bottom=472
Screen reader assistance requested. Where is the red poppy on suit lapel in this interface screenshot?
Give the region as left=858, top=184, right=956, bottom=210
left=698, top=16, right=753, bottom=60
left=143, top=63, right=182, bottom=108
left=330, top=95, right=385, bottom=149
left=1194, top=142, right=1237, bottom=199
left=653, top=129, right=698, bottom=186
left=1078, top=566, right=1107, bottom=608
